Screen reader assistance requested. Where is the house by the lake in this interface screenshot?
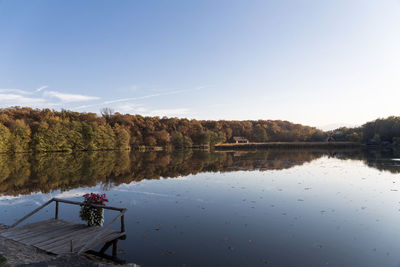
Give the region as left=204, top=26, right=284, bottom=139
left=233, top=137, right=249, bottom=144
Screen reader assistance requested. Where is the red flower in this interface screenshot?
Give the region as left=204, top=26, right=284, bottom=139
left=82, top=193, right=108, bottom=206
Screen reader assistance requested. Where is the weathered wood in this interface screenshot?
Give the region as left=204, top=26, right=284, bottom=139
left=1, top=198, right=127, bottom=260
left=35, top=225, right=90, bottom=247
left=52, top=198, right=126, bottom=212
left=37, top=225, right=100, bottom=249
left=77, top=212, right=125, bottom=254
left=10, top=199, right=54, bottom=228
left=2, top=219, right=63, bottom=239
left=99, top=241, right=113, bottom=254
left=55, top=201, right=59, bottom=219
left=49, top=230, right=125, bottom=254
left=20, top=224, right=84, bottom=245
left=1, top=219, right=125, bottom=255
left=112, top=239, right=118, bottom=257
left=121, top=214, right=125, bottom=233
left=9, top=220, right=73, bottom=240
left=72, top=231, right=125, bottom=254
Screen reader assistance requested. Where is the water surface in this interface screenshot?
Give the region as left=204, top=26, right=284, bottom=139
left=1, top=149, right=400, bottom=266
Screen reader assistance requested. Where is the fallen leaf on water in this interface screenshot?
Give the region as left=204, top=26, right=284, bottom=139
left=164, top=250, right=174, bottom=255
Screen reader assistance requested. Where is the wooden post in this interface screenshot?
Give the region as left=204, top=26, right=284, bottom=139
left=120, top=214, right=125, bottom=233
left=55, top=201, right=59, bottom=220
left=112, top=239, right=118, bottom=258
left=99, top=241, right=113, bottom=254
left=70, top=240, right=73, bottom=253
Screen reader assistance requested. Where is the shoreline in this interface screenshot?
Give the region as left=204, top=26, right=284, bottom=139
left=214, top=141, right=361, bottom=150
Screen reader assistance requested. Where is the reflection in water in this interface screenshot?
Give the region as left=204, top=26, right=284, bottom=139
left=1, top=148, right=399, bottom=196
left=2, top=148, right=400, bottom=266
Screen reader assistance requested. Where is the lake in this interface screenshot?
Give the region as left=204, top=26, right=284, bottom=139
left=1, top=149, right=400, bottom=267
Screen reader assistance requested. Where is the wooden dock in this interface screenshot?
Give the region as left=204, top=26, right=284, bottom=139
left=0, top=198, right=127, bottom=262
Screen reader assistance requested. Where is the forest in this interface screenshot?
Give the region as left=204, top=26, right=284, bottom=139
left=0, top=107, right=327, bottom=153
left=1, top=107, right=399, bottom=153
left=328, top=116, right=400, bottom=144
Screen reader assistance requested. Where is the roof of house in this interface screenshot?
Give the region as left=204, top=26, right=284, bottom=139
left=233, top=136, right=248, bottom=141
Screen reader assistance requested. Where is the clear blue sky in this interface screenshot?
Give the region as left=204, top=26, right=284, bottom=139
left=1, top=0, right=400, bottom=129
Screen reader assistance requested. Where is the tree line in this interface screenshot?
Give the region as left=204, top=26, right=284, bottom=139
left=329, top=116, right=400, bottom=145
left=0, top=107, right=327, bottom=152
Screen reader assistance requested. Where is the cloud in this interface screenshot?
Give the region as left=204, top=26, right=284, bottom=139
left=114, top=104, right=188, bottom=117
left=148, top=108, right=189, bottom=117
left=0, top=88, right=32, bottom=95
left=44, top=91, right=100, bottom=102
left=74, top=85, right=212, bottom=110
left=104, top=86, right=209, bottom=105
left=0, top=93, right=45, bottom=104
left=117, top=103, right=146, bottom=113
left=35, top=85, right=48, bottom=92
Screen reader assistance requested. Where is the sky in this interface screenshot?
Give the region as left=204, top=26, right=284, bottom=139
left=1, top=0, right=400, bottom=129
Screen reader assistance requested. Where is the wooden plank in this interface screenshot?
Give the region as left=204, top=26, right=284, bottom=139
left=49, top=227, right=105, bottom=252
left=1, top=219, right=57, bottom=237
left=75, top=231, right=126, bottom=253
left=34, top=225, right=97, bottom=249
left=3, top=199, right=127, bottom=256
left=9, top=221, right=70, bottom=239
left=55, top=231, right=125, bottom=254
left=2, top=220, right=63, bottom=239
left=20, top=224, right=85, bottom=245
left=38, top=225, right=102, bottom=251
left=45, top=227, right=122, bottom=254
left=33, top=224, right=92, bottom=247
left=78, top=212, right=124, bottom=254
left=6, top=220, right=71, bottom=241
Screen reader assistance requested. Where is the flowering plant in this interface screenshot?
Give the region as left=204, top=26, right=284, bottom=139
left=79, top=193, right=108, bottom=227
left=82, top=193, right=109, bottom=205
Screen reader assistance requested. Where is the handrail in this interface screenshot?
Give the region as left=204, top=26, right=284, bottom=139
left=10, top=198, right=127, bottom=229
left=52, top=198, right=126, bottom=212
left=10, top=198, right=54, bottom=228
left=78, top=210, right=126, bottom=254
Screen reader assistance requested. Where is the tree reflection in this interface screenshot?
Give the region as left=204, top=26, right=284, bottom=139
left=0, top=148, right=397, bottom=196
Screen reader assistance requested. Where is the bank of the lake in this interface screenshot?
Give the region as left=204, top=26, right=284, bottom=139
left=214, top=141, right=361, bottom=150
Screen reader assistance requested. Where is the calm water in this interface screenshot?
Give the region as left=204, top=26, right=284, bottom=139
left=1, top=149, right=400, bottom=267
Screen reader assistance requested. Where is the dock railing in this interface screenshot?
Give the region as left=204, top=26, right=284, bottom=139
left=9, top=197, right=127, bottom=255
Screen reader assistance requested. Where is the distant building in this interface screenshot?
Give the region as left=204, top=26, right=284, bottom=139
left=233, top=137, right=249, bottom=144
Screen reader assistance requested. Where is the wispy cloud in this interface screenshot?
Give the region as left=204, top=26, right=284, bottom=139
left=115, top=105, right=189, bottom=117
left=148, top=108, right=189, bottom=117
left=0, top=93, right=45, bottom=104
left=0, top=88, right=32, bottom=95
left=0, top=86, right=101, bottom=109
left=44, top=91, right=100, bottom=102
left=74, top=85, right=211, bottom=110
left=35, top=85, right=48, bottom=92
left=104, top=86, right=208, bottom=105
